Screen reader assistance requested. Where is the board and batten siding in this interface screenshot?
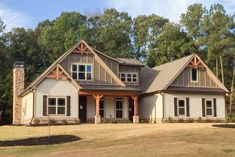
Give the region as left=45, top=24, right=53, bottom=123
left=139, top=94, right=163, bottom=123
left=35, top=79, right=79, bottom=117
left=164, top=93, right=225, bottom=119
left=21, top=92, right=34, bottom=124
left=170, top=67, right=218, bottom=87
left=60, top=52, right=118, bottom=85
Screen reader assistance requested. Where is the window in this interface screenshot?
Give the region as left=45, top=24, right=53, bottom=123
left=119, top=73, right=138, bottom=83
left=178, top=100, right=185, bottom=116
left=206, top=100, right=213, bottom=116
left=48, top=97, right=66, bottom=115
left=71, top=64, right=92, bottom=81
left=191, top=68, right=198, bottom=82
left=99, top=98, right=105, bottom=118
left=115, top=98, right=123, bottom=118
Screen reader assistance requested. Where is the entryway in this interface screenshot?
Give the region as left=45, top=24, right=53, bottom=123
left=79, top=96, right=87, bottom=123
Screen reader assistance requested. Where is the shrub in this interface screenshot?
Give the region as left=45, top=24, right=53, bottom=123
left=188, top=118, right=194, bottom=123
left=48, top=119, right=56, bottom=125
left=74, top=119, right=81, bottom=125
left=197, top=117, right=203, bottom=123
left=167, top=116, right=173, bottom=123
left=33, top=118, right=40, bottom=125
left=226, top=112, right=235, bottom=123
left=62, top=120, right=68, bottom=125
left=178, top=118, right=184, bottom=123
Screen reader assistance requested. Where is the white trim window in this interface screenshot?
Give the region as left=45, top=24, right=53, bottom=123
left=119, top=72, right=138, bottom=83
left=205, top=99, right=213, bottom=116
left=48, top=97, right=66, bottom=115
left=190, top=68, right=198, bottom=82
left=178, top=99, right=186, bottom=116
left=115, top=98, right=123, bottom=118
left=71, top=63, right=92, bottom=81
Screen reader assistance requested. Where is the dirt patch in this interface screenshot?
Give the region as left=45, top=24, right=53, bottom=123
left=0, top=135, right=81, bottom=147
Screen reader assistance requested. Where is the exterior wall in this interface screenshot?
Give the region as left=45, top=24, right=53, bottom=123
left=21, top=92, right=34, bottom=124
left=35, top=79, right=79, bottom=118
left=86, top=96, right=129, bottom=120
left=171, top=67, right=218, bottom=88
left=119, top=65, right=141, bottom=86
left=60, top=52, right=119, bottom=85
left=164, top=93, right=225, bottom=120
left=139, top=94, right=163, bottom=123
left=97, top=53, right=119, bottom=76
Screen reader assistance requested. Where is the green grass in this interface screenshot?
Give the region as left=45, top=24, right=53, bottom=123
left=0, top=123, right=235, bottom=157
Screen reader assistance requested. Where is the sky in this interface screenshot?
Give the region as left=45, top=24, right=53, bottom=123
left=0, top=0, right=234, bottom=31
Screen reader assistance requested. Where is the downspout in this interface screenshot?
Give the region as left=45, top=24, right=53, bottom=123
left=160, top=92, right=165, bottom=123
left=30, top=88, right=35, bottom=125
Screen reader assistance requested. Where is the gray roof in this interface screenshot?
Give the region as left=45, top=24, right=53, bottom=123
left=117, top=58, right=144, bottom=66
left=141, top=54, right=195, bottom=94
left=80, top=84, right=141, bottom=92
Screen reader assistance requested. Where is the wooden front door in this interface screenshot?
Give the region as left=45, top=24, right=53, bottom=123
left=79, top=96, right=87, bottom=123
left=128, top=97, right=134, bottom=122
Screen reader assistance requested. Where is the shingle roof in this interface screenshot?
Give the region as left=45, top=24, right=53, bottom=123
left=116, top=58, right=144, bottom=66
left=141, top=54, right=195, bottom=94
left=80, top=84, right=141, bottom=92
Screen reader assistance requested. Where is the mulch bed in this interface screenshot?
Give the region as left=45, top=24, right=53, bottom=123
left=212, top=124, right=235, bottom=128
left=0, top=135, right=81, bottom=147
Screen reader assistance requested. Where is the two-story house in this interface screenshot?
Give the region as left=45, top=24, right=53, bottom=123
left=12, top=40, right=229, bottom=125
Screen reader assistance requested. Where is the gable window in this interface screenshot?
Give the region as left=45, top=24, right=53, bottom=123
left=119, top=73, right=138, bottom=83
left=71, top=64, right=92, bottom=81
left=115, top=98, right=123, bottom=118
left=191, top=68, right=198, bottom=82
left=206, top=100, right=213, bottom=116
left=99, top=98, right=105, bottom=118
left=178, top=99, right=186, bottom=116
left=48, top=97, right=66, bottom=115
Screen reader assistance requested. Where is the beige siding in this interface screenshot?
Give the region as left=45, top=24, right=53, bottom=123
left=171, top=67, right=218, bottom=88
left=164, top=93, right=225, bottom=120
left=21, top=92, right=34, bottom=124
left=60, top=52, right=119, bottom=85
left=35, top=79, right=79, bottom=118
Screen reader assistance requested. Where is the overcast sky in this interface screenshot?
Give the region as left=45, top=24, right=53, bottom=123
left=0, top=0, right=234, bottom=31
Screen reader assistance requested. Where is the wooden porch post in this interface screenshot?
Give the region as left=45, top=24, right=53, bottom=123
left=92, top=95, right=103, bottom=124
left=131, top=95, right=139, bottom=123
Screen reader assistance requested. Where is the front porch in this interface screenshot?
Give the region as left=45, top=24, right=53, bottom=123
left=79, top=90, right=140, bottom=124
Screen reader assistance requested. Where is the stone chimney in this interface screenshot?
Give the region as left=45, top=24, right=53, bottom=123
left=13, top=61, right=24, bottom=125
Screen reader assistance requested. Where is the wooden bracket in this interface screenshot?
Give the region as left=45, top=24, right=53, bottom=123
left=46, top=65, right=69, bottom=80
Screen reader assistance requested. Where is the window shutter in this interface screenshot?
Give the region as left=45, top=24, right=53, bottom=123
left=174, top=97, right=178, bottom=117
left=202, top=98, right=205, bottom=117
left=67, top=96, right=71, bottom=116
left=213, top=98, right=217, bottom=117
left=43, top=95, right=47, bottom=116
left=186, top=97, right=190, bottom=117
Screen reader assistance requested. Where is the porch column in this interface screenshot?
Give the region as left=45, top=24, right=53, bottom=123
left=132, top=95, right=139, bottom=123
left=92, top=95, right=103, bottom=124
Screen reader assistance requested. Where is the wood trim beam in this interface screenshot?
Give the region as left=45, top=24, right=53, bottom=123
left=79, top=90, right=139, bottom=96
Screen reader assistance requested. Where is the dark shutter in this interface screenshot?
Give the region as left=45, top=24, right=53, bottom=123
left=174, top=97, right=178, bottom=117
left=67, top=96, right=71, bottom=116
left=213, top=98, right=217, bottom=117
left=186, top=97, right=190, bottom=117
left=202, top=98, right=205, bottom=117
left=43, top=95, right=47, bottom=116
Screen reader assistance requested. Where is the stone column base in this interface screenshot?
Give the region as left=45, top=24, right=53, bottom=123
left=133, top=116, right=139, bottom=123
left=95, top=116, right=101, bottom=124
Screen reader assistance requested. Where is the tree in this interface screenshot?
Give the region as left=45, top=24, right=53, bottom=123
left=146, top=23, right=191, bottom=67
left=88, top=9, right=132, bottom=57
left=132, top=14, right=168, bottom=61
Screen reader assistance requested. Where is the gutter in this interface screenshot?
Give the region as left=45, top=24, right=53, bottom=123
left=159, top=92, right=165, bottom=123
left=30, top=89, right=35, bottom=125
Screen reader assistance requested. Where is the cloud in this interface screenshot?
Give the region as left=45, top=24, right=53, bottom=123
left=0, top=4, right=29, bottom=31
left=104, top=0, right=235, bottom=22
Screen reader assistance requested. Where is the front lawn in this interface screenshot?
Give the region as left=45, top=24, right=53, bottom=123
left=0, top=123, right=235, bottom=157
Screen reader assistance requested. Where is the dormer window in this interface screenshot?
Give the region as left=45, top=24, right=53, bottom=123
left=71, top=63, right=92, bottom=81
left=119, top=72, right=138, bottom=83
left=191, top=68, right=198, bottom=82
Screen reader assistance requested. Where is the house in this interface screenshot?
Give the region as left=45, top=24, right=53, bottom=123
left=12, top=40, right=229, bottom=125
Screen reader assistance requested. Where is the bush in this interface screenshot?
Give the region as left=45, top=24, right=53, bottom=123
left=226, top=112, right=235, bottom=122
left=48, top=119, right=56, bottom=125
left=62, top=120, right=68, bottom=125
left=74, top=119, right=81, bottom=125
left=167, top=116, right=173, bottom=123
left=33, top=118, right=40, bottom=125
left=101, top=118, right=131, bottom=123
left=188, top=118, right=194, bottom=123
left=178, top=118, right=184, bottom=123
left=197, top=117, right=203, bottom=123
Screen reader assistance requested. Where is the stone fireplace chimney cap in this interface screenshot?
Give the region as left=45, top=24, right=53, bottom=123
left=14, top=61, right=25, bottom=68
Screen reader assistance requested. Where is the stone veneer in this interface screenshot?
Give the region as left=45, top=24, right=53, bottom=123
left=13, top=62, right=24, bottom=125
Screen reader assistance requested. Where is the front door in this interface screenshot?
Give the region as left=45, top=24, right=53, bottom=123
left=128, top=98, right=134, bottom=122
left=79, top=96, right=87, bottom=123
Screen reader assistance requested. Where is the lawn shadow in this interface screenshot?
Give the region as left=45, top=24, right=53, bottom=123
left=212, top=124, right=235, bottom=128
left=0, top=135, right=81, bottom=147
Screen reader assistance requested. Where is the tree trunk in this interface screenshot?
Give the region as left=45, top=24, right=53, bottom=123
left=216, top=56, right=219, bottom=77
left=219, top=54, right=224, bottom=84
left=229, top=65, right=235, bottom=112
